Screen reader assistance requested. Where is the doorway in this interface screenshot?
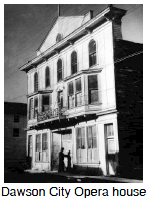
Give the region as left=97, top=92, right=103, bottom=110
left=104, top=124, right=117, bottom=175
left=51, top=130, right=72, bottom=171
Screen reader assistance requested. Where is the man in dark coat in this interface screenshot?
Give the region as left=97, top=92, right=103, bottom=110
left=58, top=147, right=65, bottom=172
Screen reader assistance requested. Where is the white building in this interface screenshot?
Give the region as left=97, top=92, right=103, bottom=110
left=20, top=6, right=143, bottom=177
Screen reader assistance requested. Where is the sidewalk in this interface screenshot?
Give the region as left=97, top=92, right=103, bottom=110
left=23, top=169, right=143, bottom=183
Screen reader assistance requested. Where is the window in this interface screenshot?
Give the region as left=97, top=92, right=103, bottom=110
left=42, top=94, right=51, bottom=112
left=76, top=127, right=87, bottom=163
left=75, top=78, right=82, bottom=106
left=58, top=91, right=63, bottom=108
left=42, top=133, right=48, bottom=162
left=68, top=81, right=74, bottom=109
left=35, top=133, right=48, bottom=162
left=29, top=98, right=33, bottom=119
left=71, top=51, right=77, bottom=75
left=56, top=33, right=63, bottom=43
left=87, top=125, right=98, bottom=162
left=35, top=134, right=41, bottom=162
left=34, top=72, right=38, bottom=92
left=14, top=114, right=19, bottom=123
left=105, top=124, right=115, bottom=154
left=68, top=78, right=82, bottom=109
left=34, top=97, right=38, bottom=118
left=76, top=125, right=98, bottom=163
left=13, top=128, right=19, bottom=137
left=105, top=124, right=114, bottom=137
left=88, top=75, right=98, bottom=104
left=89, top=40, right=96, bottom=67
left=45, top=66, right=50, bottom=87
left=57, top=59, right=62, bottom=82
left=76, top=127, right=86, bottom=149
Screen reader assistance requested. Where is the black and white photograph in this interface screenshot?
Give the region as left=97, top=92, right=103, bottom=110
left=4, top=3, right=143, bottom=184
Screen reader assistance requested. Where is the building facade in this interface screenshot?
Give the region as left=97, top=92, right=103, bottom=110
left=4, top=102, right=27, bottom=171
left=20, top=6, right=143, bottom=176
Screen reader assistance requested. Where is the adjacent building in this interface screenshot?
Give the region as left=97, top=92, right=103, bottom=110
left=20, top=6, right=143, bottom=177
left=4, top=102, right=27, bottom=171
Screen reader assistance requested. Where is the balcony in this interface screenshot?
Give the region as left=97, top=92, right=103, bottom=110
left=37, top=107, right=67, bottom=123
left=37, top=94, right=101, bottom=124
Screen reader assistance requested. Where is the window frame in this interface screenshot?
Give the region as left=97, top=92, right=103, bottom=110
left=89, top=39, right=97, bottom=68
left=34, top=96, right=38, bottom=118
left=68, top=81, right=74, bottom=109
left=45, top=66, right=50, bottom=88
left=57, top=59, right=63, bottom=82
left=35, top=133, right=49, bottom=163
left=29, top=98, right=34, bottom=120
left=68, top=77, right=82, bottom=109
left=34, top=72, right=38, bottom=92
left=88, top=74, right=99, bottom=105
left=75, top=78, right=82, bottom=107
left=76, top=125, right=98, bottom=164
left=71, top=51, right=77, bottom=75
left=13, top=128, right=19, bottom=137
left=42, top=94, right=51, bottom=112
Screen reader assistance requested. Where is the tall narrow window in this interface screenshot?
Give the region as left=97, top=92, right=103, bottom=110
left=29, top=98, right=33, bottom=119
left=76, top=127, right=87, bottom=163
left=68, top=82, right=74, bottom=109
left=87, top=125, right=98, bottom=163
left=75, top=78, right=82, bottom=106
left=42, top=94, right=51, bottom=112
left=88, top=75, right=98, bottom=104
left=45, top=66, right=50, bottom=87
left=42, top=133, right=48, bottom=162
left=35, top=134, right=42, bottom=162
left=34, top=97, right=38, bottom=118
left=57, top=59, right=62, bottom=82
left=71, top=51, right=77, bottom=75
left=34, top=72, right=38, bottom=92
left=89, top=40, right=96, bottom=67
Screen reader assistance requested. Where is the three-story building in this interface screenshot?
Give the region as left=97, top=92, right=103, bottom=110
left=20, top=6, right=143, bottom=176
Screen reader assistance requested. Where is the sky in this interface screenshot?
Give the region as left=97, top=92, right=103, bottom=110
left=4, top=4, right=143, bottom=104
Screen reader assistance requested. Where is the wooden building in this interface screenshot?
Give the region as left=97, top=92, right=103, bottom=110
left=20, top=6, right=143, bottom=177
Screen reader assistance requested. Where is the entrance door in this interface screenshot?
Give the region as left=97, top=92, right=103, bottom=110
left=104, top=124, right=117, bottom=175
left=51, top=133, right=61, bottom=171
left=62, top=133, right=73, bottom=170
left=27, top=135, right=32, bottom=169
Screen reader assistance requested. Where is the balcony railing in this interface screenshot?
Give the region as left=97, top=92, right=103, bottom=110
left=37, top=107, right=67, bottom=122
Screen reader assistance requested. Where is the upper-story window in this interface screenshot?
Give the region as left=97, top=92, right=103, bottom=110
left=71, top=51, right=77, bottom=75
left=34, top=72, right=38, bottom=92
left=68, top=78, right=82, bottom=109
left=34, top=97, right=38, bottom=118
left=29, top=98, right=34, bottom=119
left=88, top=75, right=98, bottom=104
left=42, top=94, right=52, bottom=112
left=56, top=33, right=63, bottom=43
left=89, top=40, right=96, bottom=67
left=57, top=59, right=63, bottom=82
left=45, top=66, right=50, bottom=88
